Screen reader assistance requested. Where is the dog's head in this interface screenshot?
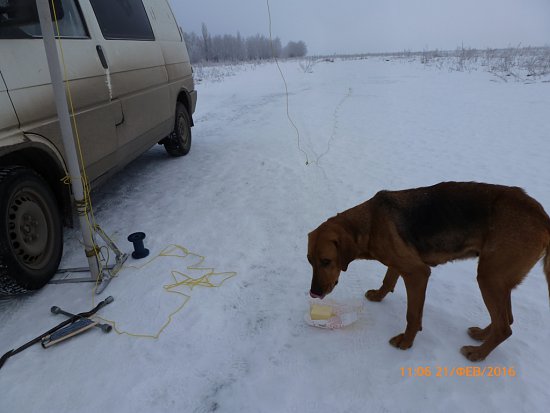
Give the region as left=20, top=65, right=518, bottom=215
left=307, top=221, right=359, bottom=299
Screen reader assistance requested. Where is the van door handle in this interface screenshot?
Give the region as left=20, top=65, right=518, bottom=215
left=96, top=45, right=108, bottom=69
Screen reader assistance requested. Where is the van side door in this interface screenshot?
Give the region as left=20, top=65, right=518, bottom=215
left=0, top=0, right=118, bottom=183
left=86, top=0, right=172, bottom=165
left=147, top=0, right=196, bottom=114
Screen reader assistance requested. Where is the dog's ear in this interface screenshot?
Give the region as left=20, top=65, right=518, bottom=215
left=335, top=230, right=359, bottom=272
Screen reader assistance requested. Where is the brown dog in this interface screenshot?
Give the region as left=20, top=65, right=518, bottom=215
left=307, top=182, right=550, bottom=361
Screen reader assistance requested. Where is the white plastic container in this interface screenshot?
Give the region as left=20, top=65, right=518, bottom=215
left=305, top=297, right=363, bottom=329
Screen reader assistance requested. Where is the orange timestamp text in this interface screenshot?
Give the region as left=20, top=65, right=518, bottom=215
left=400, top=366, right=516, bottom=378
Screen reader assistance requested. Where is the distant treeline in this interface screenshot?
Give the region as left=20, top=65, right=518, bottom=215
left=183, top=23, right=307, bottom=63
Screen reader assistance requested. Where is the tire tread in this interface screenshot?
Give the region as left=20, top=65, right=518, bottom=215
left=0, top=166, right=62, bottom=296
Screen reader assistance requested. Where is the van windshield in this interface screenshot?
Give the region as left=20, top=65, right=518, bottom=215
left=0, top=0, right=87, bottom=39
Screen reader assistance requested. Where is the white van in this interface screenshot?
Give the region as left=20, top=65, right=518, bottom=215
left=0, top=0, right=197, bottom=294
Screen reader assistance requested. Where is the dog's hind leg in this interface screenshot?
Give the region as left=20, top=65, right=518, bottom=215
left=462, top=218, right=547, bottom=361
left=467, top=289, right=513, bottom=342
left=461, top=241, right=543, bottom=361
left=389, top=266, right=431, bottom=350
left=461, top=275, right=514, bottom=361
left=365, top=267, right=400, bottom=302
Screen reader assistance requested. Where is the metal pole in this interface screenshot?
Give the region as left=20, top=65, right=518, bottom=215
left=36, top=0, right=100, bottom=281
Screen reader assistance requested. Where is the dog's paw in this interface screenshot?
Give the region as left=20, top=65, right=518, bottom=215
left=460, top=345, right=487, bottom=362
left=365, top=289, right=385, bottom=302
left=467, top=326, right=490, bottom=342
left=389, top=333, right=413, bottom=350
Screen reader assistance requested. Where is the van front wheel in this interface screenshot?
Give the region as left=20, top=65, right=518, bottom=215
left=0, top=166, right=63, bottom=296
left=163, top=103, right=192, bottom=157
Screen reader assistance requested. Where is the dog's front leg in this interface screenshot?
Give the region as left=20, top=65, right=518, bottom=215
left=389, top=268, right=430, bottom=350
left=365, top=267, right=400, bottom=302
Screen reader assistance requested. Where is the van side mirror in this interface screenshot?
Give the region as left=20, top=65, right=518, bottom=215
left=0, top=0, right=64, bottom=26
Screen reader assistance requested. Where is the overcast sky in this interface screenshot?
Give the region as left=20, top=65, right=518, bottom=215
left=169, top=0, right=550, bottom=55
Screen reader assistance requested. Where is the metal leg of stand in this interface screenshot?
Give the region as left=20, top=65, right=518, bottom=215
left=52, top=238, right=129, bottom=293
left=51, top=264, right=114, bottom=284
left=94, top=252, right=129, bottom=294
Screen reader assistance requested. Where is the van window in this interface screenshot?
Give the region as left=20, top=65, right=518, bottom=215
left=0, top=0, right=88, bottom=39
left=90, top=0, right=154, bottom=41
left=148, top=0, right=181, bottom=41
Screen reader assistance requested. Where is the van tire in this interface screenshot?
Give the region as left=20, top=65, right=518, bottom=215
left=0, top=166, right=63, bottom=296
left=164, top=102, right=192, bottom=157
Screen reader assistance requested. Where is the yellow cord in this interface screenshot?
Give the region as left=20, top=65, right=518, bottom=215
left=97, top=245, right=237, bottom=339
left=266, top=0, right=345, bottom=171
left=266, top=0, right=309, bottom=166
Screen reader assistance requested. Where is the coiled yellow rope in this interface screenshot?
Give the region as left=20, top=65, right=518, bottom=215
left=97, top=245, right=237, bottom=339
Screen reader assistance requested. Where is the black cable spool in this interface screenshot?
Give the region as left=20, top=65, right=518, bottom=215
left=127, top=232, right=149, bottom=259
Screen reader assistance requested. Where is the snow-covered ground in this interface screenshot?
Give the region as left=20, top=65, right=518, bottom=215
left=1, top=57, right=550, bottom=412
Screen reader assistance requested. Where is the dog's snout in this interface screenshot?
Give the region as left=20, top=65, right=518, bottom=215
left=309, top=290, right=325, bottom=299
